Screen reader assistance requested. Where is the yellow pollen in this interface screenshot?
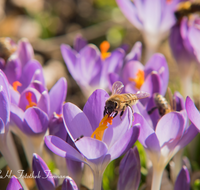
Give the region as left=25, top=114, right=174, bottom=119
left=129, top=69, right=145, bottom=89
left=12, top=81, right=22, bottom=92
left=100, top=41, right=111, bottom=60
left=91, top=114, right=113, bottom=141
left=25, top=92, right=37, bottom=109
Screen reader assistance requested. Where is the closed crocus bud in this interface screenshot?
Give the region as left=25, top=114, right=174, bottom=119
left=174, top=166, right=190, bottom=190
left=62, top=177, right=78, bottom=190
left=117, top=147, right=140, bottom=190
left=32, top=153, right=56, bottom=190
left=6, top=176, right=23, bottom=190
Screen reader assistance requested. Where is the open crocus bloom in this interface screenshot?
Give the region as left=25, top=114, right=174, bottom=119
left=116, top=0, right=182, bottom=51
left=45, top=89, right=139, bottom=189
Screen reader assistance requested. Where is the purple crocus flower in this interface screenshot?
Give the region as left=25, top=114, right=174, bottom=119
left=62, top=177, right=78, bottom=190
left=174, top=166, right=190, bottom=190
left=61, top=36, right=142, bottom=98
left=45, top=89, right=140, bottom=190
left=132, top=101, right=198, bottom=190
left=32, top=153, right=57, bottom=190
left=109, top=53, right=169, bottom=107
left=169, top=16, right=200, bottom=98
left=117, top=147, right=140, bottom=190
left=116, top=0, right=183, bottom=59
left=6, top=176, right=23, bottom=190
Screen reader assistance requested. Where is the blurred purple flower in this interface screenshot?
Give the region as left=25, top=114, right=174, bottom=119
left=117, top=147, right=140, bottom=190
left=61, top=36, right=142, bottom=98
left=6, top=176, right=23, bottom=190
left=174, top=166, right=190, bottom=190
left=116, top=0, right=182, bottom=58
left=45, top=89, right=139, bottom=190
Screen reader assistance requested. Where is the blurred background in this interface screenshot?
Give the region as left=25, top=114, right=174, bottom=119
left=0, top=0, right=200, bottom=189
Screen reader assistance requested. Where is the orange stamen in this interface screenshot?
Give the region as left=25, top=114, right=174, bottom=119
left=12, top=81, right=22, bottom=92
left=99, top=41, right=111, bottom=60
left=91, top=114, right=113, bottom=141
left=53, top=112, right=63, bottom=118
left=25, top=92, right=37, bottom=109
left=129, top=69, right=145, bottom=89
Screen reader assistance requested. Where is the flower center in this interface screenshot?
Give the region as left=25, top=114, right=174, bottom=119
left=12, top=81, right=22, bottom=92
left=25, top=92, right=37, bottom=109
left=129, top=69, right=145, bottom=89
left=100, top=41, right=111, bottom=60
left=91, top=114, right=113, bottom=141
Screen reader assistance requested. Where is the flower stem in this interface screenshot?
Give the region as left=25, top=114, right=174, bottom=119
left=151, top=167, right=164, bottom=190
left=93, top=171, right=103, bottom=190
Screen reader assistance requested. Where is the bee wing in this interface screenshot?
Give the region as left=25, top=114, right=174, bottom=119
left=135, top=91, right=150, bottom=99
left=112, top=81, right=124, bottom=95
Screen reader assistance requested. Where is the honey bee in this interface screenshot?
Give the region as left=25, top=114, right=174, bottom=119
left=0, top=37, right=16, bottom=62
left=148, top=88, right=176, bottom=116
left=104, top=81, right=150, bottom=118
left=174, top=1, right=200, bottom=21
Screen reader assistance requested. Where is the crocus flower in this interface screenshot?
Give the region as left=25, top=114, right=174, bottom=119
left=62, top=177, right=78, bottom=190
left=116, top=0, right=183, bottom=60
left=6, top=176, right=23, bottom=190
left=132, top=103, right=198, bottom=190
left=174, top=166, right=190, bottom=190
left=109, top=53, right=169, bottom=107
left=45, top=89, right=140, bottom=190
left=117, top=146, right=140, bottom=190
left=61, top=36, right=142, bottom=98
left=0, top=70, right=28, bottom=189
left=32, top=153, right=57, bottom=190
left=169, top=15, right=200, bottom=98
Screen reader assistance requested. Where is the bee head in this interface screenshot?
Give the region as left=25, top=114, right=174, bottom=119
left=104, top=100, right=118, bottom=116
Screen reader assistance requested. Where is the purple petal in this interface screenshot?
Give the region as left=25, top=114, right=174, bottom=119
left=185, top=96, right=200, bottom=130
left=32, top=153, right=55, bottom=190
left=29, top=80, right=47, bottom=94
left=83, top=89, right=109, bottom=132
left=0, top=118, right=5, bottom=134
left=116, top=0, right=142, bottom=29
left=107, top=125, right=139, bottom=161
left=133, top=113, right=160, bottom=153
left=125, top=41, right=142, bottom=62
left=18, top=60, right=44, bottom=92
left=62, top=177, right=78, bottom=190
left=174, top=92, right=185, bottom=111
left=37, top=91, right=50, bottom=115
left=17, top=38, right=34, bottom=67
left=103, top=108, right=133, bottom=148
left=4, top=55, right=22, bottom=84
left=144, top=53, right=169, bottom=95
left=7, top=176, right=23, bottom=190
left=63, top=103, right=93, bottom=141
left=174, top=166, right=190, bottom=190
left=155, top=112, right=185, bottom=148
left=118, top=147, right=140, bottom=190
left=49, top=77, right=67, bottom=117
left=61, top=44, right=78, bottom=80
left=178, top=123, right=198, bottom=150
left=0, top=70, right=10, bottom=100
left=75, top=137, right=108, bottom=161
left=23, top=107, right=49, bottom=135
left=122, top=61, right=144, bottom=86
left=45, top=135, right=85, bottom=163
left=73, top=35, right=87, bottom=52
left=0, top=89, right=10, bottom=125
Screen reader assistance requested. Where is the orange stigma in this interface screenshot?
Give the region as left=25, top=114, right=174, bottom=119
left=25, top=92, right=37, bottom=109
left=129, top=69, right=145, bottom=89
left=91, top=114, right=113, bottom=141
left=100, top=41, right=111, bottom=60
left=12, top=81, right=22, bottom=92
left=53, top=112, right=63, bottom=118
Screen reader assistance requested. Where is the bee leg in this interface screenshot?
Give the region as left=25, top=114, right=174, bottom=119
left=113, top=111, right=118, bottom=118
left=103, top=109, right=107, bottom=116
left=148, top=107, right=157, bottom=115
